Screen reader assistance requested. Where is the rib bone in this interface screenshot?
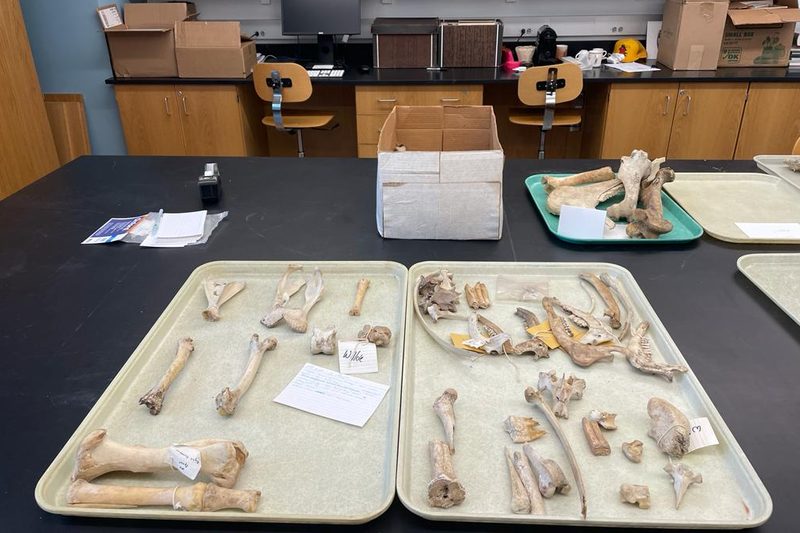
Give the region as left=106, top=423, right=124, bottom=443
left=537, top=369, right=585, bottom=419
left=71, top=429, right=248, bottom=488
left=215, top=335, right=278, bottom=416
left=202, top=280, right=246, bottom=321
left=67, top=479, right=260, bottom=512
left=282, top=268, right=324, bottom=333
left=464, top=282, right=490, bottom=309
left=139, top=337, right=195, bottom=415
left=505, top=447, right=531, bottom=514
left=523, top=444, right=571, bottom=497
left=433, top=389, right=458, bottom=454
left=647, top=397, right=690, bottom=458
left=503, top=416, right=546, bottom=443
left=427, top=440, right=465, bottom=508
left=541, top=166, right=615, bottom=193
left=581, top=417, right=611, bottom=456
left=261, top=264, right=305, bottom=327
left=510, top=450, right=545, bottom=514
left=310, top=326, right=337, bottom=355
left=620, top=484, right=651, bottom=509
left=349, top=278, right=371, bottom=316
left=664, top=461, right=702, bottom=509
left=626, top=322, right=688, bottom=381
left=357, top=324, right=392, bottom=346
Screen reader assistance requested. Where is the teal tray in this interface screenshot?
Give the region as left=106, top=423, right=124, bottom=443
left=525, top=173, right=703, bottom=244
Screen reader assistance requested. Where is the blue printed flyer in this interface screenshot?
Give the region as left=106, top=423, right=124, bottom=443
left=82, top=216, right=144, bottom=245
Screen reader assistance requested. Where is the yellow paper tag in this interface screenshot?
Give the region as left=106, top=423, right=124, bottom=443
left=450, top=333, right=486, bottom=354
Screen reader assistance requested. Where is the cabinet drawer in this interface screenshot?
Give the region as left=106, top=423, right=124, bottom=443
left=358, top=143, right=378, bottom=158
left=355, top=85, right=483, bottom=114
left=356, top=114, right=391, bottom=144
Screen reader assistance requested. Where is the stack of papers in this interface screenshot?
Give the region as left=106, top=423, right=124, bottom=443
left=141, top=210, right=207, bottom=248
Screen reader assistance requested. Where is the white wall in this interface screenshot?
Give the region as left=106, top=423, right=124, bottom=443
left=192, top=0, right=666, bottom=40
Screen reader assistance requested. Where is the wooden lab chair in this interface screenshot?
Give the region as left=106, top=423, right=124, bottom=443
left=253, top=63, right=334, bottom=158
left=509, top=63, right=583, bottom=159
left=793, top=136, right=800, bottom=155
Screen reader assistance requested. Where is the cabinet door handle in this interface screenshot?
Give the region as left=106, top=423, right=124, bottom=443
left=440, top=97, right=460, bottom=102
left=680, top=90, right=692, bottom=116
left=662, top=95, right=671, bottom=116
left=377, top=98, right=397, bottom=103
left=163, top=97, right=172, bottom=116
left=181, top=95, right=190, bottom=116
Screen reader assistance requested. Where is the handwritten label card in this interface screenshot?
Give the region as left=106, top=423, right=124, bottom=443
left=687, top=417, right=720, bottom=453
left=168, top=446, right=201, bottom=480
left=557, top=205, right=607, bottom=240
left=338, top=341, right=378, bottom=374
left=273, top=363, right=389, bottom=427
left=735, top=222, right=800, bottom=240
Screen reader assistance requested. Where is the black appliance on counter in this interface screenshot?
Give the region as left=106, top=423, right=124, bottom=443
left=534, top=25, right=558, bottom=66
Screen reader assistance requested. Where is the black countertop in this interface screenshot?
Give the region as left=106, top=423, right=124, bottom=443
left=106, top=63, right=800, bottom=86
left=3, top=156, right=799, bottom=532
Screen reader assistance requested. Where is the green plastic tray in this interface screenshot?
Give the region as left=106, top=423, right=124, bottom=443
left=525, top=173, right=703, bottom=244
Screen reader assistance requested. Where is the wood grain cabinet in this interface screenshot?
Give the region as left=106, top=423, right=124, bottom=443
left=734, top=83, right=800, bottom=159
left=355, top=85, right=483, bottom=157
left=114, top=85, right=267, bottom=156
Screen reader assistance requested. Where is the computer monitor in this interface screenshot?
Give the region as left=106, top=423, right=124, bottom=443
left=281, top=0, right=362, bottom=65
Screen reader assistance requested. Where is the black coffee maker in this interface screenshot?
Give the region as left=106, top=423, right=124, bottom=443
left=534, top=25, right=558, bottom=66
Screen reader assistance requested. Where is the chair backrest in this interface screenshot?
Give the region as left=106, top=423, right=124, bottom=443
left=517, top=63, right=583, bottom=106
left=253, top=62, right=312, bottom=103
left=793, top=136, right=800, bottom=155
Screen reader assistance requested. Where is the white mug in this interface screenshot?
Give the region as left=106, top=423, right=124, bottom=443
left=575, top=49, right=593, bottom=68
left=588, top=49, right=607, bottom=67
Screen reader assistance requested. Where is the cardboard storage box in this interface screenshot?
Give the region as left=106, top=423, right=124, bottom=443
left=657, top=0, right=729, bottom=71
left=104, top=2, right=197, bottom=77
left=175, top=21, right=256, bottom=78
left=718, top=1, right=800, bottom=67
left=376, top=106, right=504, bottom=240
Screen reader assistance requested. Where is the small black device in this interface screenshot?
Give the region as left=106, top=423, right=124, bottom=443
left=534, top=25, right=558, bottom=66
left=281, top=0, right=361, bottom=64
left=358, top=64, right=371, bottom=74
left=198, top=162, right=222, bottom=204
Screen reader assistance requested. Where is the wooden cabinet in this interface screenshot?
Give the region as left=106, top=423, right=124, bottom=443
left=114, top=85, right=267, bottom=156
left=735, top=83, right=800, bottom=159
left=355, top=85, right=483, bottom=157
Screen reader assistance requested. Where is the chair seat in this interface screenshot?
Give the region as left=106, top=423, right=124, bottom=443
left=262, top=112, right=335, bottom=129
left=508, top=109, right=582, bottom=127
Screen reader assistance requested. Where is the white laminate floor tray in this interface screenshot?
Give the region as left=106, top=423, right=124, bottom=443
left=738, top=253, right=800, bottom=328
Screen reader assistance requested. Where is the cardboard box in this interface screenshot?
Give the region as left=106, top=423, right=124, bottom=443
left=104, top=2, right=197, bottom=78
left=718, top=1, right=800, bottom=67
left=657, top=0, right=730, bottom=71
left=175, top=21, right=256, bottom=78
left=376, top=106, right=504, bottom=240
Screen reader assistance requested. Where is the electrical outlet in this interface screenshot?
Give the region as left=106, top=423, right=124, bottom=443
left=525, top=28, right=532, bottom=35
left=611, top=26, right=618, bottom=33
left=259, top=31, right=265, bottom=37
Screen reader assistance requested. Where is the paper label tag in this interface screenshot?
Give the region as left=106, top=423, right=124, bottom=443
left=735, top=222, right=800, bottom=240
left=97, top=5, right=123, bottom=29
left=338, top=341, right=378, bottom=374
left=168, top=446, right=201, bottom=480
left=450, top=333, right=488, bottom=354
left=557, top=205, right=607, bottom=240
left=687, top=417, right=719, bottom=453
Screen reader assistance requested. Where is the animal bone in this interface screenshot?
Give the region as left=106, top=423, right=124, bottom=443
left=606, top=150, right=655, bottom=221
left=503, top=416, right=546, bottom=443
left=426, top=304, right=460, bottom=322
left=588, top=410, right=617, bottom=430
left=552, top=297, right=618, bottom=346
left=357, top=324, right=392, bottom=346
left=139, top=337, right=195, bottom=415
left=202, top=280, right=246, bottom=321
left=582, top=417, right=611, bottom=456
left=542, top=297, right=618, bottom=367
left=427, top=440, right=466, bottom=508
left=525, top=387, right=587, bottom=519
left=626, top=322, right=688, bottom=381
left=215, top=335, right=278, bottom=416
left=647, top=397, right=690, bottom=458
left=513, top=339, right=550, bottom=358
left=627, top=167, right=675, bottom=239
left=578, top=273, right=621, bottom=329
left=349, top=278, right=370, bottom=316
left=71, top=430, right=248, bottom=489
left=620, top=484, right=651, bottom=509
left=537, top=370, right=586, bottom=419
left=282, top=268, right=324, bottom=333
left=545, top=179, right=624, bottom=216
left=464, top=282, right=490, bottom=309
left=510, top=449, right=545, bottom=515
left=67, top=479, right=260, bottom=512
left=418, top=270, right=461, bottom=322
left=505, top=447, right=532, bottom=514
left=622, top=440, right=644, bottom=463
left=476, top=314, right=514, bottom=354
left=515, top=307, right=540, bottom=328
left=463, top=313, right=511, bottom=354
left=433, top=389, right=458, bottom=454
left=785, top=157, right=800, bottom=172
left=664, top=461, right=702, bottom=509
left=523, top=444, right=571, bottom=497
left=310, top=326, right=337, bottom=355
left=541, top=166, right=615, bottom=193
left=599, top=273, right=633, bottom=340
left=261, top=264, right=305, bottom=327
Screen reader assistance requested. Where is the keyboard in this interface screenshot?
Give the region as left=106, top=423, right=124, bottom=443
left=307, top=69, right=344, bottom=78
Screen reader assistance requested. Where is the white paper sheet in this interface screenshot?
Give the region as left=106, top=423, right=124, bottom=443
left=338, top=341, right=379, bottom=374
left=606, top=62, right=660, bottom=73
left=156, top=210, right=207, bottom=239
left=558, top=205, right=607, bottom=239
left=735, top=222, right=800, bottom=239
left=273, top=363, right=389, bottom=427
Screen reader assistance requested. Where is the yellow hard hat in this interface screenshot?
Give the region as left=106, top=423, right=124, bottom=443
left=614, top=39, right=648, bottom=62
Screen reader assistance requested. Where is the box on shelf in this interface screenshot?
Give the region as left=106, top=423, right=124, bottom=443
left=719, top=1, right=800, bottom=67
left=657, top=0, right=729, bottom=71
left=440, top=19, right=504, bottom=67
left=376, top=106, right=504, bottom=240
left=371, top=18, right=440, bottom=68
left=103, top=2, right=197, bottom=77
left=175, top=21, right=256, bottom=78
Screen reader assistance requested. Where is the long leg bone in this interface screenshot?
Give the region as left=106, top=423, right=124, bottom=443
left=505, top=447, right=532, bottom=514
left=464, top=282, right=490, bottom=309
left=503, top=416, right=546, bottom=443
left=349, top=278, right=371, bottom=316
left=626, top=322, right=688, bottom=381
left=620, top=484, right=651, bottom=509
left=67, top=479, right=260, bottom=512
left=282, top=268, right=324, bottom=333
left=664, top=461, right=702, bottom=509
left=545, top=179, right=624, bottom=216
left=215, top=335, right=278, bottom=416
left=202, top=280, right=246, bottom=321
left=537, top=369, right=586, bottom=419
left=510, top=450, right=545, bottom=515
left=606, top=150, right=655, bottom=222
left=261, top=264, right=305, bottom=327
left=523, top=444, right=571, bottom=497
left=647, top=397, right=690, bottom=458
left=427, top=440, right=466, bottom=508
left=71, top=430, right=248, bottom=488
left=541, top=166, right=615, bottom=193
left=357, top=324, right=392, bottom=346
left=433, top=389, right=458, bottom=454
left=525, top=387, right=587, bottom=519
left=627, top=167, right=675, bottom=239
left=542, top=297, right=618, bottom=367
left=310, top=326, right=337, bottom=355
left=578, top=273, right=621, bottom=329
left=581, top=417, right=611, bottom=456
left=139, top=338, right=195, bottom=415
